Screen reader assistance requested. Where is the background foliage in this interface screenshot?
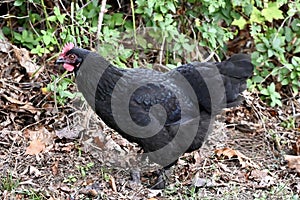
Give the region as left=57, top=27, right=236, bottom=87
left=1, top=0, right=299, bottom=107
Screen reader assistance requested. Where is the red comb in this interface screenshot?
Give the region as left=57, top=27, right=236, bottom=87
left=61, top=43, right=75, bottom=56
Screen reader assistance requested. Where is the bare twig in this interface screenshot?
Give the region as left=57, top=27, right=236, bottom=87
left=0, top=14, right=29, bottom=19
left=159, top=36, right=166, bottom=65
left=96, top=0, right=107, bottom=46
left=130, top=0, right=137, bottom=44
left=203, top=51, right=216, bottom=62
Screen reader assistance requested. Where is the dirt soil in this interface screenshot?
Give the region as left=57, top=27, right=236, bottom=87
left=0, top=39, right=299, bottom=200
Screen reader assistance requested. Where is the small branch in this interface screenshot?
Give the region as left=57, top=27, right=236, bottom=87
left=159, top=36, right=166, bottom=65
left=0, top=14, right=29, bottom=19
left=40, top=0, right=51, bottom=29
left=130, top=0, right=137, bottom=44
left=203, top=51, right=216, bottom=62
left=96, top=0, right=107, bottom=46
left=19, top=179, right=39, bottom=186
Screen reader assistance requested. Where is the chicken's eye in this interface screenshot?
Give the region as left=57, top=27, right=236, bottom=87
left=69, top=54, right=76, bottom=60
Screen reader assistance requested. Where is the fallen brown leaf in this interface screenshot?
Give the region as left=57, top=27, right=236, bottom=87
left=193, top=151, right=202, bottom=164
left=12, top=45, right=43, bottom=76
left=52, top=160, right=59, bottom=176
left=109, top=175, right=117, bottom=192
left=55, top=126, right=83, bottom=139
left=93, top=136, right=106, bottom=149
left=284, top=155, right=300, bottom=173
left=19, top=103, right=38, bottom=114
left=61, top=143, right=74, bottom=152
left=25, top=139, right=45, bottom=155
left=249, top=169, right=268, bottom=180
left=0, top=31, right=11, bottom=53
left=24, top=126, right=55, bottom=146
left=215, top=147, right=259, bottom=168
left=292, top=136, right=300, bottom=155
left=2, top=94, right=26, bottom=105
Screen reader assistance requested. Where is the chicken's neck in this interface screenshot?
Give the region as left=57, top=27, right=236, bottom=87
left=75, top=52, right=124, bottom=111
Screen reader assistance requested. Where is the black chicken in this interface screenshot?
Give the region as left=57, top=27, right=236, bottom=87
left=56, top=43, right=254, bottom=188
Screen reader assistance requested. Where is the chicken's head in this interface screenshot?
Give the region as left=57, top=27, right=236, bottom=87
left=56, top=43, right=90, bottom=72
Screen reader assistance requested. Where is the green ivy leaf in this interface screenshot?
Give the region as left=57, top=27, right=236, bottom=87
left=272, top=37, right=282, bottom=50
left=232, top=17, right=247, bottom=29
left=153, top=13, right=164, bottom=21
left=53, top=6, right=60, bottom=15
left=250, top=7, right=264, bottom=24
left=147, top=0, right=156, bottom=10
left=292, top=85, right=299, bottom=96
left=160, top=5, right=168, bottom=14
left=294, top=45, right=300, bottom=54
left=14, top=0, right=24, bottom=6
left=281, top=78, right=289, bottom=85
left=269, top=82, right=276, bottom=92
left=43, top=34, right=52, bottom=46
left=112, top=13, right=124, bottom=26
left=284, top=27, right=293, bottom=42
left=274, top=99, right=282, bottom=107
left=260, top=88, right=269, bottom=96
left=47, top=16, right=57, bottom=22
left=290, top=71, right=297, bottom=79
left=261, top=2, right=284, bottom=22
left=255, top=43, right=266, bottom=52
left=243, top=3, right=253, bottom=16
left=291, top=19, right=300, bottom=32
left=167, top=1, right=176, bottom=13
left=252, top=75, right=264, bottom=83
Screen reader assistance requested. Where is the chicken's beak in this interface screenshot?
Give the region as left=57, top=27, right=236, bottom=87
left=55, top=57, right=66, bottom=65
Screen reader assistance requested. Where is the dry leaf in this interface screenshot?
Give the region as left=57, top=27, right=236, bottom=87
left=249, top=169, right=269, bottom=180
left=24, top=126, right=54, bottom=155
left=24, top=126, right=55, bottom=146
left=93, top=136, right=105, bottom=149
left=41, top=87, right=48, bottom=94
left=12, top=45, right=43, bottom=76
left=2, top=93, right=37, bottom=114
left=85, top=189, right=98, bottom=197
left=284, top=155, right=300, bottom=173
left=109, top=175, right=117, bottom=192
left=218, top=162, right=232, bottom=173
left=249, top=169, right=275, bottom=187
left=25, top=139, right=45, bottom=155
left=259, top=175, right=275, bottom=187
left=29, top=166, right=42, bottom=177
left=2, top=94, right=26, bottom=105
left=61, top=143, right=74, bottom=152
left=19, top=103, right=38, bottom=114
left=60, top=185, right=71, bottom=192
left=55, top=126, right=83, bottom=139
left=215, top=147, right=259, bottom=168
left=292, top=137, right=300, bottom=155
left=52, top=160, right=59, bottom=176
left=193, top=151, right=202, bottom=164
left=0, top=30, right=11, bottom=53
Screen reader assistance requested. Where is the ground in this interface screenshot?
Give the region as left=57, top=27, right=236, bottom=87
left=0, top=38, right=299, bottom=200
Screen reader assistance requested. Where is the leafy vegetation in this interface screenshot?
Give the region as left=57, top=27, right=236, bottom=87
left=1, top=0, right=299, bottom=107
left=0, top=173, right=19, bottom=192
left=46, top=74, right=79, bottom=105
left=76, top=162, right=95, bottom=177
